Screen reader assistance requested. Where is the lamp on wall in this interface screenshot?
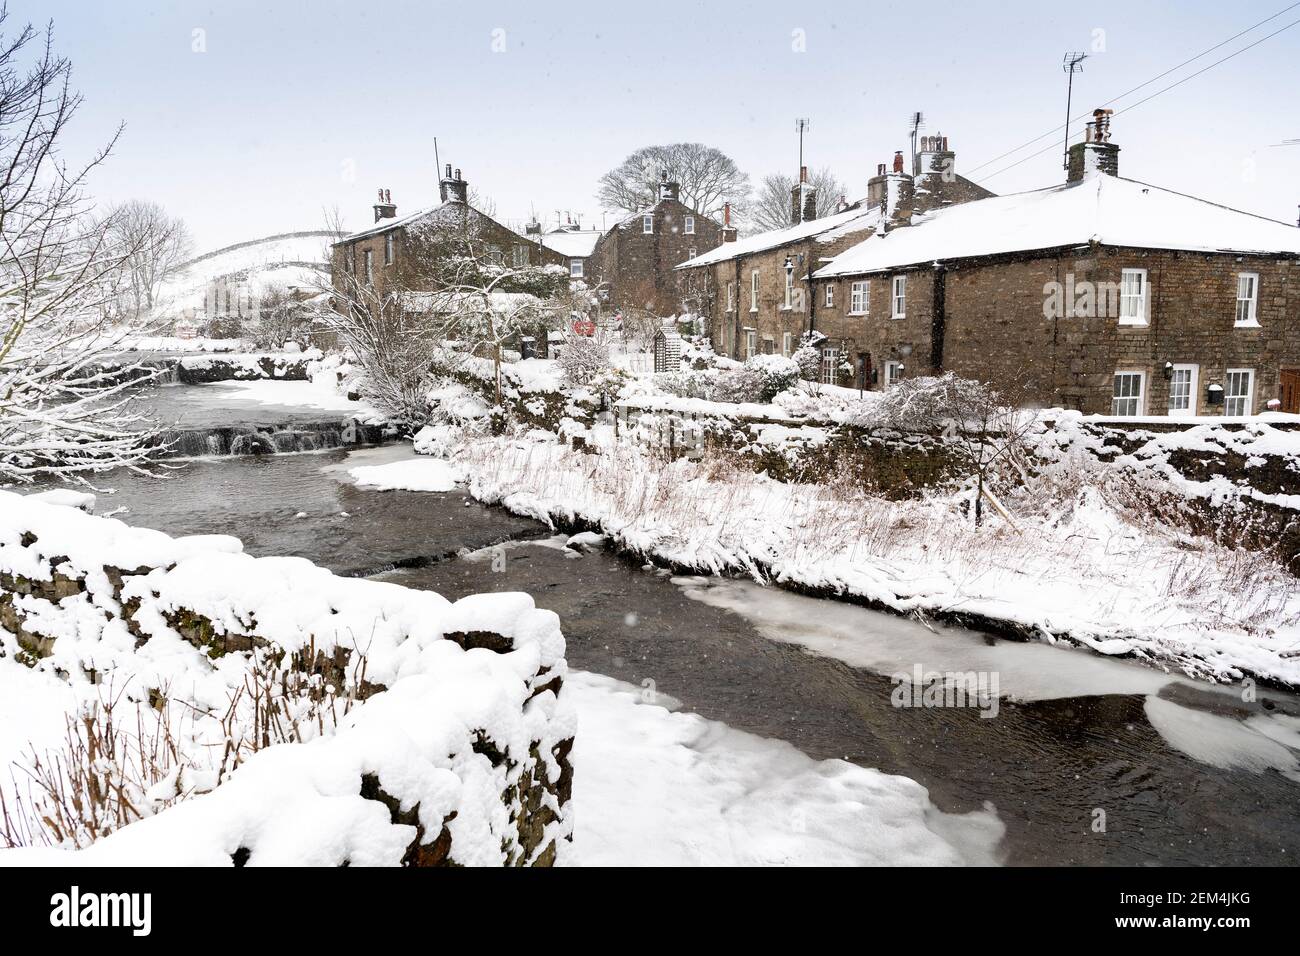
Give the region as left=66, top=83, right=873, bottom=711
left=1163, top=361, right=1173, bottom=380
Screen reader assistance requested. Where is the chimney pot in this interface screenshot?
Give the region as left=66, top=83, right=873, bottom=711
left=800, top=165, right=808, bottom=183
left=444, top=163, right=452, bottom=179
left=892, top=151, right=904, bottom=174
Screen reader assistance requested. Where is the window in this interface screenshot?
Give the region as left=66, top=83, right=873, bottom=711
left=820, top=348, right=840, bottom=385
left=1225, top=368, right=1254, bottom=417
left=783, top=268, right=794, bottom=309
left=762, top=337, right=775, bottom=355
left=781, top=332, right=793, bottom=357
left=825, top=284, right=835, bottom=307
left=384, top=232, right=395, bottom=265
left=1111, top=371, right=1145, bottom=416
left=642, top=215, right=654, bottom=234
left=488, top=244, right=504, bottom=266
left=569, top=258, right=584, bottom=278
left=744, top=328, right=757, bottom=359
left=891, top=276, right=906, bottom=319
left=512, top=245, right=530, bottom=268
left=1119, top=268, right=1148, bottom=325
left=726, top=282, right=735, bottom=312
left=364, top=249, right=373, bottom=284
left=1235, top=273, right=1259, bottom=327
left=1167, top=364, right=1198, bottom=416
left=750, top=270, right=759, bottom=312
left=850, top=280, right=869, bottom=315
left=684, top=216, right=695, bottom=235
left=884, top=360, right=905, bottom=388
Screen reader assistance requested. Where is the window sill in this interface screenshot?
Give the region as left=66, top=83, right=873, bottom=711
left=1117, top=318, right=1148, bottom=327
left=1234, top=320, right=1261, bottom=329
left=847, top=311, right=867, bottom=317
left=890, top=315, right=905, bottom=321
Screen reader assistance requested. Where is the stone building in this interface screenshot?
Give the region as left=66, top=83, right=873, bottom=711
left=677, top=132, right=992, bottom=386
left=533, top=220, right=603, bottom=282
left=588, top=177, right=723, bottom=316
left=331, top=165, right=566, bottom=302
left=812, top=113, right=1300, bottom=416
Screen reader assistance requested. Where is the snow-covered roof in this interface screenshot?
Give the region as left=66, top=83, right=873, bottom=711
left=340, top=200, right=476, bottom=243
left=677, top=202, right=883, bottom=270
left=539, top=229, right=602, bottom=258
left=815, top=174, right=1300, bottom=278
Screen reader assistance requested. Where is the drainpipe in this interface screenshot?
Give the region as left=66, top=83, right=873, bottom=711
left=930, top=262, right=947, bottom=372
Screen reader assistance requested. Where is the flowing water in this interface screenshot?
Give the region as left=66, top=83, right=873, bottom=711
left=80, top=384, right=1300, bottom=866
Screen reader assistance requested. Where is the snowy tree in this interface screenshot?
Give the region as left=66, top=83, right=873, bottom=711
left=0, top=13, right=163, bottom=484
left=868, top=372, right=1038, bottom=526
left=749, top=168, right=849, bottom=232
left=597, top=143, right=749, bottom=220
left=104, top=199, right=191, bottom=320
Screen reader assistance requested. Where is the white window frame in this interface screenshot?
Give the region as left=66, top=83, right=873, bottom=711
left=642, top=215, right=654, bottom=234
left=762, top=336, right=775, bottom=355
left=1167, top=364, right=1198, bottom=417
left=890, top=275, right=906, bottom=319
left=825, top=284, right=835, bottom=307
left=1235, top=272, right=1260, bottom=327
left=781, top=332, right=793, bottom=356
left=850, top=280, right=869, bottom=316
left=1119, top=268, right=1148, bottom=326
left=1224, top=368, right=1254, bottom=417
left=364, top=248, right=374, bottom=284
left=744, top=327, right=757, bottom=360
left=820, top=347, right=840, bottom=385
left=783, top=268, right=794, bottom=310
left=684, top=215, right=695, bottom=235
left=749, top=270, right=759, bottom=312
left=884, top=360, right=905, bottom=388
left=687, top=247, right=697, bottom=260
left=1111, top=370, right=1145, bottom=416
left=726, top=281, right=735, bottom=312
left=512, top=245, right=530, bottom=268
left=569, top=258, right=584, bottom=278
left=384, top=232, right=395, bottom=265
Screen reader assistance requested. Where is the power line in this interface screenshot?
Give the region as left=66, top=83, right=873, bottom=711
left=965, top=2, right=1300, bottom=178
left=973, top=14, right=1300, bottom=185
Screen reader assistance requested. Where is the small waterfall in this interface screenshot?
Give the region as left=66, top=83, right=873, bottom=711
left=157, top=420, right=388, bottom=458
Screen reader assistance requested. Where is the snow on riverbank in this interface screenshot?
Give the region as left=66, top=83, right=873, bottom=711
left=211, top=379, right=380, bottom=418
left=564, top=671, right=1003, bottom=866
left=450, top=436, right=1300, bottom=689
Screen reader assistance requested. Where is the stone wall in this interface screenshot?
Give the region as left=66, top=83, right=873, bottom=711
left=0, top=493, right=573, bottom=865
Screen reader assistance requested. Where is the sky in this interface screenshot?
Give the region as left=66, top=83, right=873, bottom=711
left=21, top=0, right=1300, bottom=253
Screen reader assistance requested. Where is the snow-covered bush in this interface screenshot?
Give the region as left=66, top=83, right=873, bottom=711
left=791, top=331, right=825, bottom=382
left=741, top=354, right=800, bottom=402
left=556, top=331, right=613, bottom=385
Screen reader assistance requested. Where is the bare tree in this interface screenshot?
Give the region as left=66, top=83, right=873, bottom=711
left=597, top=143, right=749, bottom=220
left=0, top=12, right=162, bottom=485
left=749, top=168, right=848, bottom=233
left=868, top=372, right=1038, bottom=526
left=104, top=199, right=190, bottom=319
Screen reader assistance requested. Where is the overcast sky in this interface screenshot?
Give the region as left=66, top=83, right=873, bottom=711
left=23, top=0, right=1300, bottom=252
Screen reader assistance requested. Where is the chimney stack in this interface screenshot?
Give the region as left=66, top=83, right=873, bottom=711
left=867, top=151, right=916, bottom=228
left=657, top=171, right=680, bottom=202
left=373, top=187, right=397, bottom=223
left=721, top=201, right=737, bottom=242
left=1067, top=109, right=1120, bottom=183
left=790, top=165, right=817, bottom=225
left=439, top=163, right=469, bottom=203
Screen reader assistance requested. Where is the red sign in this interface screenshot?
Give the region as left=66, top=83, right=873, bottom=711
left=572, top=319, right=596, bottom=336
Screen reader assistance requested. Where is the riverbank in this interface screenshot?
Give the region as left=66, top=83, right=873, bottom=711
left=412, top=434, right=1300, bottom=690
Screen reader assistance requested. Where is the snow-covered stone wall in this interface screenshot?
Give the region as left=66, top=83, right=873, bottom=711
left=0, top=492, right=573, bottom=865
left=177, top=351, right=315, bottom=384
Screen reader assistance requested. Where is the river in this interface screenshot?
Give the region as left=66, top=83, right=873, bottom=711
left=85, top=383, right=1300, bottom=866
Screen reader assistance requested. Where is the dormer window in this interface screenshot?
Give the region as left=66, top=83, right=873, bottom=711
left=642, top=215, right=654, bottom=234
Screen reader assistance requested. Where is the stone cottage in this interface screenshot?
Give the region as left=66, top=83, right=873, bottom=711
left=812, top=112, right=1300, bottom=416
left=588, top=177, right=723, bottom=316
